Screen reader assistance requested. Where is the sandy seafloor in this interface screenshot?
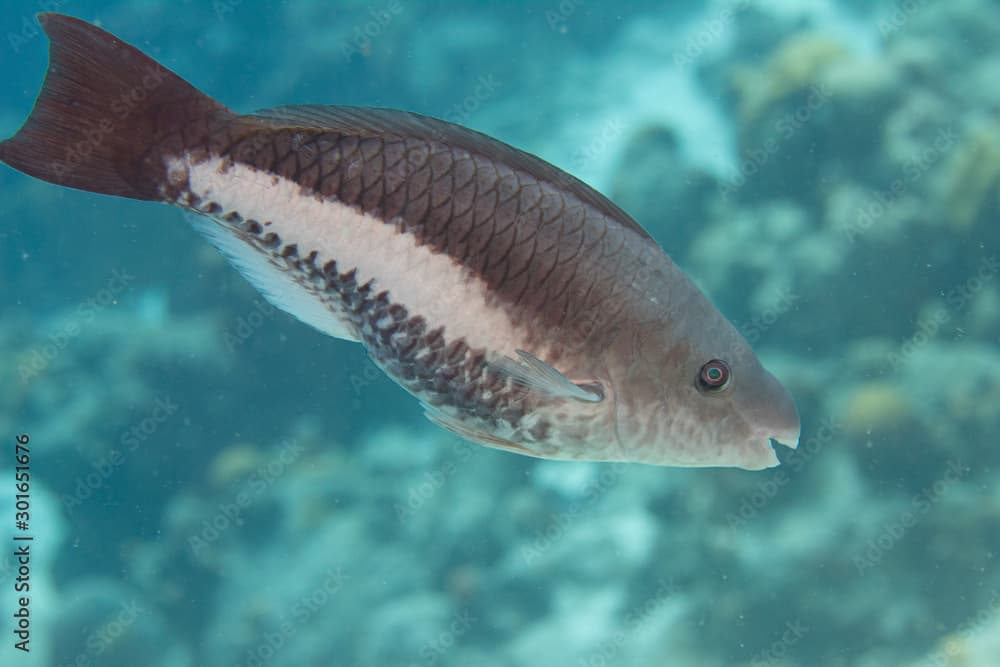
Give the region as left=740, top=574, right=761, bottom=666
left=1, top=0, right=999, bottom=665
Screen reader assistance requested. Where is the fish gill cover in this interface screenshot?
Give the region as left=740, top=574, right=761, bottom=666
left=0, top=1, right=998, bottom=666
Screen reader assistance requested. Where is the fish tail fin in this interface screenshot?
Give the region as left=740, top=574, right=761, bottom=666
left=0, top=13, right=231, bottom=201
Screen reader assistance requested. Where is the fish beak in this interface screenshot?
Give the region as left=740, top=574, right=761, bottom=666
left=741, top=429, right=799, bottom=471
left=737, top=369, right=800, bottom=469
left=756, top=369, right=801, bottom=451
left=767, top=396, right=801, bottom=454
left=770, top=426, right=801, bottom=451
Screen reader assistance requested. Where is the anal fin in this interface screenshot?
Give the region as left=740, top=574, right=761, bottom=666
left=422, top=404, right=538, bottom=457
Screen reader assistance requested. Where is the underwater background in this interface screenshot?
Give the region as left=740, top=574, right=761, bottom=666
left=1, top=0, right=998, bottom=665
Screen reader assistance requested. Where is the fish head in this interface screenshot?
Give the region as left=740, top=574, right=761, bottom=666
left=603, top=287, right=800, bottom=470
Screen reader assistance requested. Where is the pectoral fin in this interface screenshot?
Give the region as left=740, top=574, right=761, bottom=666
left=493, top=350, right=604, bottom=403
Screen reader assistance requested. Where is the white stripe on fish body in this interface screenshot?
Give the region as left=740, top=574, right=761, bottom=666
left=165, top=153, right=623, bottom=460
left=0, top=12, right=801, bottom=470
left=168, top=153, right=531, bottom=358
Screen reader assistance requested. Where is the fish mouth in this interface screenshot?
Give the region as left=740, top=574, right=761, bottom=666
left=762, top=409, right=802, bottom=467
left=770, top=426, right=801, bottom=451
left=740, top=367, right=801, bottom=469
left=740, top=428, right=801, bottom=471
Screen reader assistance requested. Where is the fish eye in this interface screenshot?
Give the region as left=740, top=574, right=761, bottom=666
left=697, top=359, right=731, bottom=394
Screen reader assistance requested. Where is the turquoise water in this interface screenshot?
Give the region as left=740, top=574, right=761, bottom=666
left=1, top=1, right=999, bottom=665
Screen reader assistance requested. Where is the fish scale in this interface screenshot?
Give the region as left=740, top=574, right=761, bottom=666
left=202, top=117, right=630, bottom=341
left=195, top=198, right=552, bottom=444
left=0, top=13, right=801, bottom=468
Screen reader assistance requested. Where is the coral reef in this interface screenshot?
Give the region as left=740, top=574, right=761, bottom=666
left=1, top=0, right=998, bottom=665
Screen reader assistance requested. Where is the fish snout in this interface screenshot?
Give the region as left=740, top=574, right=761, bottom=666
left=761, top=371, right=802, bottom=449
left=752, top=369, right=801, bottom=451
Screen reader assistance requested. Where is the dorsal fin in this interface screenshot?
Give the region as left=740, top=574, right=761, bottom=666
left=249, top=104, right=657, bottom=244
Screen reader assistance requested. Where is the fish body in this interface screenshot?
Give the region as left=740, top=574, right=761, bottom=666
left=0, top=14, right=800, bottom=469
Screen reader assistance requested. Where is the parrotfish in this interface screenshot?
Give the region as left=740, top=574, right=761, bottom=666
left=0, top=14, right=800, bottom=469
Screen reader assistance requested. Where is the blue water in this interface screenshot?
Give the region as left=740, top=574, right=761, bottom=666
left=1, top=1, right=999, bottom=665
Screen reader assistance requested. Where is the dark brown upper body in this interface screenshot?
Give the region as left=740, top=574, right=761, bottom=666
left=0, top=13, right=801, bottom=468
